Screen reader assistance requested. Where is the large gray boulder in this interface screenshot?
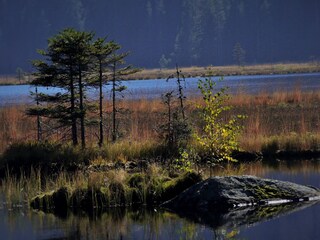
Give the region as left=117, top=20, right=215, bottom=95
left=161, top=175, right=320, bottom=212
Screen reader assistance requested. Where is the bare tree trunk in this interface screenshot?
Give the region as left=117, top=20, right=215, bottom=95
left=35, top=86, right=42, bottom=142
left=167, top=94, right=173, bottom=145
left=98, top=60, right=104, bottom=147
left=79, top=67, right=85, bottom=148
left=112, top=62, right=117, bottom=142
left=176, top=64, right=185, bottom=120
left=70, top=70, right=78, bottom=146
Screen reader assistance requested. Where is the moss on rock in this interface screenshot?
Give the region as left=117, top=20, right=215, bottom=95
left=162, top=172, right=202, bottom=202
left=249, top=184, right=295, bottom=201
left=30, top=187, right=70, bottom=214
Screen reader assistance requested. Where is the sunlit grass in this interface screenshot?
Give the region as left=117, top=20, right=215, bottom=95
left=99, top=140, right=164, bottom=162
left=128, top=62, right=320, bottom=80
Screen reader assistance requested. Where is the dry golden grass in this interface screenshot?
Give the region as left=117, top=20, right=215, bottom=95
left=0, top=106, right=37, bottom=152
left=128, top=62, right=320, bottom=80
left=0, top=88, right=319, bottom=154
left=0, top=74, right=32, bottom=85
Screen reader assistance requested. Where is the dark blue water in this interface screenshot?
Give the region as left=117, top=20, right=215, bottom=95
left=239, top=204, right=320, bottom=240
left=1, top=72, right=320, bottom=105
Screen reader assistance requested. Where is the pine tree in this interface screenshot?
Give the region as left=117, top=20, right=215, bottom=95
left=27, top=28, right=94, bottom=147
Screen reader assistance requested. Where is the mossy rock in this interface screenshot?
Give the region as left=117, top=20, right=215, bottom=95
left=30, top=192, right=54, bottom=211
left=162, top=172, right=202, bottom=202
left=52, top=187, right=70, bottom=213
left=127, top=173, right=145, bottom=189
left=30, top=187, right=70, bottom=213
left=145, top=178, right=165, bottom=205
left=162, top=175, right=320, bottom=212
left=248, top=184, right=295, bottom=201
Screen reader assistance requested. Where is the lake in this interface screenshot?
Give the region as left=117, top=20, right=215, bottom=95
left=1, top=160, right=320, bottom=240
left=1, top=73, right=320, bottom=239
left=1, top=72, right=320, bottom=106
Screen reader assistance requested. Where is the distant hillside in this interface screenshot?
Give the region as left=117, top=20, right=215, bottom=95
left=1, top=0, right=320, bottom=74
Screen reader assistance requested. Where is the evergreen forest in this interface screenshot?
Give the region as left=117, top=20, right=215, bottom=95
left=1, top=0, right=320, bottom=73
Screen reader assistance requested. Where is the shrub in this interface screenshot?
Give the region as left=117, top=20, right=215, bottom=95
left=196, top=78, right=245, bottom=165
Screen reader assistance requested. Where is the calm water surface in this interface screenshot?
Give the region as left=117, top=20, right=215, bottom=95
left=0, top=161, right=319, bottom=240
left=1, top=72, right=320, bottom=105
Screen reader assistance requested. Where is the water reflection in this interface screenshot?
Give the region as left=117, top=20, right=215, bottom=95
left=170, top=201, right=319, bottom=234
left=1, top=160, right=320, bottom=239
left=1, top=200, right=319, bottom=240
left=0, top=207, right=217, bottom=239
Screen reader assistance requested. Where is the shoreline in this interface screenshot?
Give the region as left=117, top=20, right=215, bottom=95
left=127, top=62, right=320, bottom=80
left=1, top=62, right=320, bottom=86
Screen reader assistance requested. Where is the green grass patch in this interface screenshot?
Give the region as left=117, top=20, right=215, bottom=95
left=28, top=170, right=202, bottom=213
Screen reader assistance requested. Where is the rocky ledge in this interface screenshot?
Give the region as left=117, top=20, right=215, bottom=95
left=161, top=175, right=320, bottom=212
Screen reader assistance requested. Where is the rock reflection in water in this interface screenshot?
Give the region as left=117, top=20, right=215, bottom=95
left=1, top=201, right=319, bottom=239
left=169, top=201, right=319, bottom=239
left=37, top=201, right=319, bottom=239
left=175, top=201, right=318, bottom=228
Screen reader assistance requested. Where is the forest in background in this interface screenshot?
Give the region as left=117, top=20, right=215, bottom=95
left=1, top=0, right=320, bottom=74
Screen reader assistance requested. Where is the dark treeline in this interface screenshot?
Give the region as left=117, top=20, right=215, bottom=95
left=1, top=0, right=320, bottom=74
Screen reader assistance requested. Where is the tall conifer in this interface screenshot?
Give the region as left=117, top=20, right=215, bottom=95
left=28, top=28, right=94, bottom=146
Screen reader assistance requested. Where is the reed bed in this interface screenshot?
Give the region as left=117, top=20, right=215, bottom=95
left=0, top=88, right=319, bottom=154
left=0, top=106, right=36, bottom=152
